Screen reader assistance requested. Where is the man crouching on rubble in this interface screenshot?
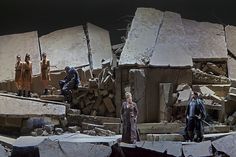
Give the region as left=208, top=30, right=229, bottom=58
left=185, top=91, right=206, bottom=142
left=59, top=66, right=80, bottom=102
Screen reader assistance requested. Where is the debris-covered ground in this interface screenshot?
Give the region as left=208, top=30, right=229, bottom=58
left=0, top=6, right=236, bottom=157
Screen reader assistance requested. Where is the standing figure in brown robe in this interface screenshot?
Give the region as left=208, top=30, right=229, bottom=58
left=40, top=52, right=50, bottom=95
left=120, top=92, right=140, bottom=144
left=22, top=53, right=32, bottom=97
left=15, top=55, right=23, bottom=96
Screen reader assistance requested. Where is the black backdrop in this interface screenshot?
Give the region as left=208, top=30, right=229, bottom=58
left=0, top=0, right=235, bottom=44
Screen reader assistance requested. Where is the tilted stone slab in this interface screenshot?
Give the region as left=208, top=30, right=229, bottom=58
left=0, top=94, right=66, bottom=118
left=225, top=25, right=236, bottom=58
left=150, top=11, right=192, bottom=67
left=87, top=23, right=112, bottom=70
left=39, top=26, right=89, bottom=71
left=119, top=8, right=164, bottom=66
left=0, top=31, right=40, bottom=81
left=183, top=19, right=227, bottom=61
left=212, top=134, right=236, bottom=157
left=38, top=139, right=112, bottom=157
left=227, top=56, right=236, bottom=79
left=183, top=141, right=213, bottom=157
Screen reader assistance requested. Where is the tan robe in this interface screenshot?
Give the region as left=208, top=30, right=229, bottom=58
left=15, top=61, right=23, bottom=83
left=40, top=59, right=50, bottom=81
left=22, top=61, right=32, bottom=83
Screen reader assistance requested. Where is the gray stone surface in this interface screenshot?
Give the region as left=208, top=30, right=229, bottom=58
left=212, top=134, right=236, bottom=157
left=0, top=31, right=40, bottom=81
left=225, top=25, right=236, bottom=58
left=38, top=139, right=112, bottom=157
left=87, top=23, right=112, bottom=70
left=183, top=19, right=228, bottom=61
left=119, top=8, right=164, bottom=66
left=150, top=11, right=192, bottom=67
left=0, top=94, right=66, bottom=118
left=0, top=144, right=8, bottom=157
left=159, top=83, right=173, bottom=121
left=199, top=86, right=215, bottom=96
left=227, top=56, right=236, bottom=79
left=182, top=141, right=213, bottom=157
left=39, top=26, right=89, bottom=71
left=146, top=134, right=184, bottom=141
left=229, top=87, right=236, bottom=94
left=136, top=141, right=182, bottom=157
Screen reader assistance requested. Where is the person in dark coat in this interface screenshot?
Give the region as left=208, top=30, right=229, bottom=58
left=59, top=66, right=80, bottom=102
left=120, top=92, right=140, bottom=144
left=185, top=92, right=206, bottom=142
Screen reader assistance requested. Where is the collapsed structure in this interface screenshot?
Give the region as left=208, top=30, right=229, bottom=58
left=0, top=7, right=236, bottom=156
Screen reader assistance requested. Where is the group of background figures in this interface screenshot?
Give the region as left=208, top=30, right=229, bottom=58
left=15, top=53, right=79, bottom=100
left=15, top=54, right=206, bottom=143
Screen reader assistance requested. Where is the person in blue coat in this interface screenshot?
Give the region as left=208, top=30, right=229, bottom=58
left=59, top=66, right=80, bottom=102
left=185, top=91, right=206, bottom=142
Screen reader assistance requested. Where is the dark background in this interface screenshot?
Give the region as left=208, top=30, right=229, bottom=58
left=0, top=0, right=235, bottom=44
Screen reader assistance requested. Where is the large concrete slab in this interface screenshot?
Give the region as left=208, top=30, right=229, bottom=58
left=39, top=26, right=89, bottom=71
left=138, top=123, right=183, bottom=134
left=0, top=145, right=8, bottom=157
left=225, top=25, right=236, bottom=58
left=119, top=8, right=164, bottom=66
left=0, top=31, right=40, bottom=81
left=227, top=56, right=236, bottom=79
left=87, top=23, right=112, bottom=70
left=212, top=134, right=236, bottom=157
left=150, top=12, right=193, bottom=67
left=182, top=141, right=213, bottom=157
left=38, top=139, right=112, bottom=157
left=136, top=141, right=182, bottom=157
left=0, top=94, right=66, bottom=118
left=183, top=19, right=228, bottom=61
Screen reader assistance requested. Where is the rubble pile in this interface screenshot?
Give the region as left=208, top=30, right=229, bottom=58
left=70, top=64, right=116, bottom=117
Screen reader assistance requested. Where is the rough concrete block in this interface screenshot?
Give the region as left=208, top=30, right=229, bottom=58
left=0, top=94, right=66, bottom=118
left=207, top=62, right=226, bottom=76
left=227, top=56, right=236, bottom=80
left=39, top=26, right=89, bottom=71
left=138, top=123, right=182, bottom=134
left=229, top=87, right=236, bottom=94
left=227, top=93, right=236, bottom=102
left=68, top=126, right=81, bottom=133
left=212, top=134, right=236, bottom=157
left=40, top=95, right=64, bottom=102
left=183, top=141, right=213, bottom=157
left=86, top=23, right=112, bottom=70
left=199, top=86, right=215, bottom=96
left=119, top=8, right=164, bottom=66
left=103, top=97, right=115, bottom=113
left=227, top=116, right=236, bottom=125
left=176, top=83, right=190, bottom=91
left=176, top=88, right=191, bottom=106
left=183, top=19, right=227, bottom=61
left=103, top=123, right=120, bottom=134
left=146, top=134, right=184, bottom=141
left=226, top=25, right=236, bottom=58
left=150, top=11, right=193, bottom=67
left=82, top=122, right=104, bottom=130
left=0, top=144, right=8, bottom=157
left=204, top=125, right=230, bottom=134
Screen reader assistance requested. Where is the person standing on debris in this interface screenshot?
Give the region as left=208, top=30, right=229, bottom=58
left=185, top=91, right=206, bottom=142
left=59, top=66, right=80, bottom=102
left=40, top=52, right=50, bottom=95
left=22, top=53, right=32, bottom=97
left=120, top=92, right=140, bottom=144
left=15, top=55, right=23, bottom=96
